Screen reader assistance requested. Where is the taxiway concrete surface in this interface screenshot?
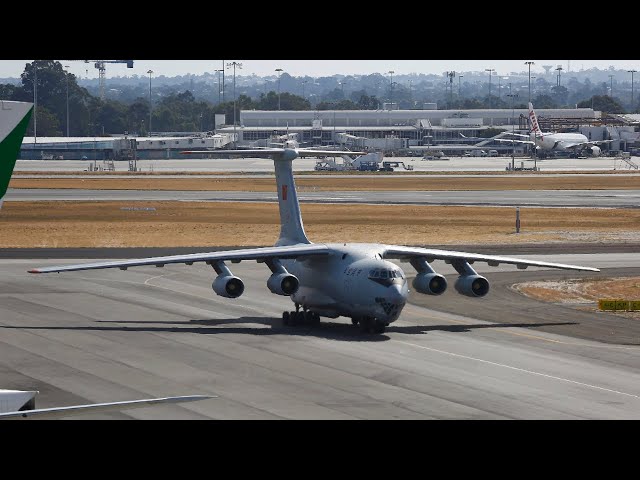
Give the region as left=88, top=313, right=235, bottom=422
left=1, top=251, right=639, bottom=419
left=7, top=188, right=640, bottom=208
left=15, top=156, right=635, bottom=173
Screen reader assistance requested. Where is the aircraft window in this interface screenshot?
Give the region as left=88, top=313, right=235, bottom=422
left=380, top=270, right=388, bottom=279
left=358, top=269, right=362, bottom=275
left=369, top=269, right=376, bottom=276
left=395, top=270, right=403, bottom=279
left=390, top=270, right=396, bottom=278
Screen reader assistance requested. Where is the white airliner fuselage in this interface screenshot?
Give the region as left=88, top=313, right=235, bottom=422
left=531, top=132, right=590, bottom=152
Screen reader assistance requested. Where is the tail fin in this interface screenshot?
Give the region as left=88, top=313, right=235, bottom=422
left=273, top=158, right=311, bottom=246
left=0, top=101, right=33, bottom=210
left=528, top=102, right=543, bottom=138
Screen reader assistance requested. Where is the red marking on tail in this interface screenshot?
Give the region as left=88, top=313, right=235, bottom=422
left=282, top=185, right=288, bottom=201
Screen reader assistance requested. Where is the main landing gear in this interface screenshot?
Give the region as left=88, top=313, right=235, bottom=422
left=282, top=304, right=320, bottom=326
left=351, top=316, right=387, bottom=334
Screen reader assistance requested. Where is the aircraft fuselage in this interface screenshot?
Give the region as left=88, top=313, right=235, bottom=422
left=284, top=243, right=409, bottom=325
left=532, top=132, right=588, bottom=151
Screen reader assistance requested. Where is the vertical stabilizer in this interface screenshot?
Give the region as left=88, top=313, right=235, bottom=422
left=528, top=102, right=543, bottom=138
left=273, top=158, right=311, bottom=246
left=0, top=101, right=33, bottom=210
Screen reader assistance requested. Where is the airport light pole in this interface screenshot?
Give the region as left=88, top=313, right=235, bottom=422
left=64, top=64, right=70, bottom=137
left=227, top=61, right=242, bottom=148
left=507, top=92, right=518, bottom=165
left=525, top=61, right=534, bottom=104
left=408, top=79, right=413, bottom=107
left=33, top=60, right=37, bottom=145
left=447, top=71, right=455, bottom=108
left=555, top=66, right=563, bottom=87
left=215, top=68, right=223, bottom=104
left=147, top=70, right=153, bottom=134
left=609, top=74, right=614, bottom=97
left=340, top=81, right=347, bottom=98
left=629, top=70, right=637, bottom=112
left=458, top=75, right=463, bottom=99
left=388, top=70, right=394, bottom=108
left=221, top=60, right=225, bottom=103
left=275, top=68, right=283, bottom=110
left=485, top=68, right=495, bottom=107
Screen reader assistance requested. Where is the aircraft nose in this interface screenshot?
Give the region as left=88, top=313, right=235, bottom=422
left=387, top=283, right=406, bottom=303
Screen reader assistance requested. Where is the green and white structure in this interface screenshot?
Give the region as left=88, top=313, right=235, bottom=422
left=0, top=101, right=33, bottom=210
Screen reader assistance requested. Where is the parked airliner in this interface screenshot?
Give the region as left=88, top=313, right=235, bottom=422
left=28, top=140, right=599, bottom=334
left=496, top=102, right=612, bottom=157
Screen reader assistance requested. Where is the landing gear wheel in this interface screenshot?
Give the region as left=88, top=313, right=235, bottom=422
left=282, top=311, right=290, bottom=326
left=289, top=311, right=298, bottom=326
left=303, top=311, right=313, bottom=324
left=351, top=317, right=359, bottom=326
left=311, top=313, right=320, bottom=325
left=359, top=317, right=373, bottom=333
left=295, top=311, right=305, bottom=325
left=372, top=321, right=386, bottom=334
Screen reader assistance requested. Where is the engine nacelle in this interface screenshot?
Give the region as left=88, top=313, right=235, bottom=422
left=586, top=145, right=601, bottom=157
left=454, top=275, right=490, bottom=298
left=267, top=273, right=299, bottom=296
left=412, top=272, right=447, bottom=295
left=212, top=275, right=245, bottom=298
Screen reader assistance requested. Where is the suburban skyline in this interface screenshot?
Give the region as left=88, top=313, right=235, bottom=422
left=1, top=60, right=639, bottom=80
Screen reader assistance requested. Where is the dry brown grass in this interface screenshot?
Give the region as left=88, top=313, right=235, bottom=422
left=9, top=175, right=640, bottom=191
left=514, top=277, right=640, bottom=319
left=2, top=201, right=640, bottom=248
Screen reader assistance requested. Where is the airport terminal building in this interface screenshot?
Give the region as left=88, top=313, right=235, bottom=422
left=216, top=107, right=607, bottom=152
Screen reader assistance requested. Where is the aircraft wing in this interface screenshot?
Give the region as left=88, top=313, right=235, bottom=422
left=296, top=149, right=366, bottom=156
left=0, top=395, right=214, bottom=420
left=29, top=244, right=331, bottom=274
left=493, top=138, right=536, bottom=145
left=381, top=245, right=599, bottom=272
left=181, top=148, right=285, bottom=156
left=564, top=140, right=614, bottom=149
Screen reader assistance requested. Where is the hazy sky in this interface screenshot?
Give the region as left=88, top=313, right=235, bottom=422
left=1, top=60, right=638, bottom=79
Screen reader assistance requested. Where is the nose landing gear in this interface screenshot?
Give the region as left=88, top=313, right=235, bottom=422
left=352, top=316, right=387, bottom=334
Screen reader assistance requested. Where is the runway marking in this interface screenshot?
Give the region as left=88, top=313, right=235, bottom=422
left=394, top=340, right=640, bottom=400
left=73, top=273, right=272, bottom=319
left=140, top=273, right=273, bottom=318
left=402, top=304, right=640, bottom=351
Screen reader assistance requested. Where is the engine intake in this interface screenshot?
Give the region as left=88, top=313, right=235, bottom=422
left=586, top=145, right=601, bottom=157
left=267, top=273, right=299, bottom=296
left=412, top=272, right=447, bottom=295
left=212, top=275, right=245, bottom=298
left=454, top=275, right=489, bottom=298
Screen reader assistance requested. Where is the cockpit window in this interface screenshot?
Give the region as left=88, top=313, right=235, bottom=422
left=368, top=268, right=405, bottom=286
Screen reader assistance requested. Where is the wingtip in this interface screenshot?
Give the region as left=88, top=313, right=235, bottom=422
left=28, top=269, right=41, bottom=274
